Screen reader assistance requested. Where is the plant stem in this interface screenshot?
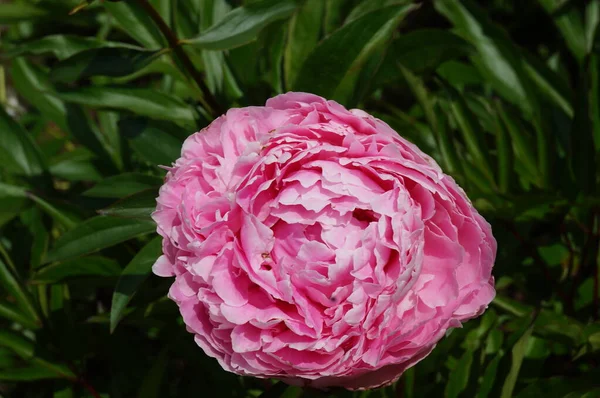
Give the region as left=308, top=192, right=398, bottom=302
left=136, top=0, right=223, bottom=118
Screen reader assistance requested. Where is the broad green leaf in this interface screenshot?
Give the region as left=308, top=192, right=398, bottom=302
left=33, top=256, right=121, bottom=284
left=294, top=4, right=417, bottom=100
left=110, top=237, right=162, bottom=332
left=0, top=106, right=47, bottom=176
left=184, top=0, right=296, bottom=50
left=99, top=189, right=158, bottom=221
left=501, top=323, right=534, bottom=398
left=46, top=216, right=156, bottom=263
left=2, top=35, right=135, bottom=61
left=54, top=87, right=197, bottom=129
left=119, top=118, right=183, bottom=165
left=84, top=173, right=163, bottom=198
left=436, top=60, right=483, bottom=87
left=51, top=47, right=167, bottom=83
left=104, top=1, right=166, bottom=49
left=445, top=349, right=474, bottom=398
left=0, top=3, right=48, bottom=24
left=49, top=150, right=103, bottom=182
left=284, top=0, right=324, bottom=89
left=434, top=0, right=540, bottom=118
left=0, top=258, right=39, bottom=325
left=537, top=0, right=587, bottom=63
left=136, top=347, right=169, bottom=398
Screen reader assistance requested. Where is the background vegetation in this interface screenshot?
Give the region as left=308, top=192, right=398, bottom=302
left=1, top=0, right=599, bottom=397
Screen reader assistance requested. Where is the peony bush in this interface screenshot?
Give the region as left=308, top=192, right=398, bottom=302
left=153, top=92, right=496, bottom=389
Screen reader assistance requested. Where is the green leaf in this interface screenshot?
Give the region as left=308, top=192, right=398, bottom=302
left=0, top=258, right=39, bottom=325
left=110, top=237, right=161, bottom=333
left=284, top=0, right=324, bottom=89
left=0, top=366, right=67, bottom=381
left=495, top=101, right=540, bottom=186
left=501, top=322, right=534, bottom=398
left=49, top=150, right=103, bottom=182
left=84, top=173, right=163, bottom=198
left=445, top=349, right=474, bottom=398
left=104, top=1, right=166, bottom=49
left=184, top=0, right=296, bottom=50
left=53, top=87, right=197, bottom=129
left=119, top=118, right=183, bottom=165
left=478, top=353, right=503, bottom=398
left=51, top=47, right=167, bottom=83
left=294, top=3, right=417, bottom=100
left=434, top=0, right=539, bottom=118
left=439, top=80, right=495, bottom=188
left=11, top=58, right=69, bottom=133
left=2, top=35, right=134, bottom=61
left=523, top=52, right=573, bottom=118
left=536, top=0, right=587, bottom=64
left=569, top=62, right=596, bottom=194
left=99, top=189, right=157, bottom=221
left=20, top=207, right=49, bottom=269
left=33, top=256, right=121, bottom=284
left=0, top=330, right=75, bottom=379
left=136, top=347, right=169, bottom=398
left=384, top=29, right=473, bottom=76
left=46, top=217, right=156, bottom=263
left=0, top=3, right=48, bottom=24
left=0, top=106, right=47, bottom=176
left=0, top=301, right=40, bottom=330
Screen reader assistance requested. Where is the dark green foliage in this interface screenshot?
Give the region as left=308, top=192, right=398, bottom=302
left=0, top=0, right=599, bottom=397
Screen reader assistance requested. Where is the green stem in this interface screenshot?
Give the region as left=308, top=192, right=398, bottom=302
left=136, top=0, right=223, bottom=118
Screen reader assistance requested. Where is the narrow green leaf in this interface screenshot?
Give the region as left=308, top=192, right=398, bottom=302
left=434, top=0, right=539, bottom=118
left=0, top=302, right=40, bottom=329
left=537, top=0, right=587, bottom=63
left=29, top=195, right=78, bottom=230
left=99, top=189, right=158, bottom=221
left=119, top=118, right=183, bottom=165
left=0, top=258, right=39, bottom=325
left=136, top=347, right=169, bottom=398
left=445, top=349, right=474, bottom=398
left=0, top=107, right=46, bottom=176
left=492, top=103, right=514, bottom=193
left=51, top=47, right=167, bottom=83
left=110, top=237, right=161, bottom=332
left=0, top=366, right=66, bottom=381
left=478, top=353, right=503, bottom=398
left=104, top=1, right=166, bottom=49
left=0, top=3, right=48, bottom=24
left=2, top=35, right=135, bottom=61
left=586, top=0, right=600, bottom=54
left=11, top=58, right=69, bottom=132
left=84, top=173, right=163, bottom=198
left=439, top=80, right=495, bottom=187
left=53, top=87, right=197, bottom=129
left=495, top=102, right=540, bottom=185
left=570, top=61, right=597, bottom=194
left=33, top=256, right=121, bottom=284
left=284, top=0, right=324, bottom=89
left=20, top=207, right=49, bottom=269
left=184, top=0, right=296, bottom=50
left=294, top=4, right=417, bottom=99
left=382, top=29, right=473, bottom=77
left=501, top=323, right=534, bottom=398
left=523, top=52, right=573, bottom=118
left=46, top=217, right=156, bottom=263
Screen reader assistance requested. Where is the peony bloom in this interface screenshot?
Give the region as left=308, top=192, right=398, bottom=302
left=152, top=92, right=496, bottom=390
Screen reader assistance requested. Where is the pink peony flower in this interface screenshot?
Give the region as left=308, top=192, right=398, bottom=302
left=152, top=92, right=496, bottom=390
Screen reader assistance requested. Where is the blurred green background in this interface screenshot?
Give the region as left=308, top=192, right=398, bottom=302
left=1, top=0, right=600, bottom=397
